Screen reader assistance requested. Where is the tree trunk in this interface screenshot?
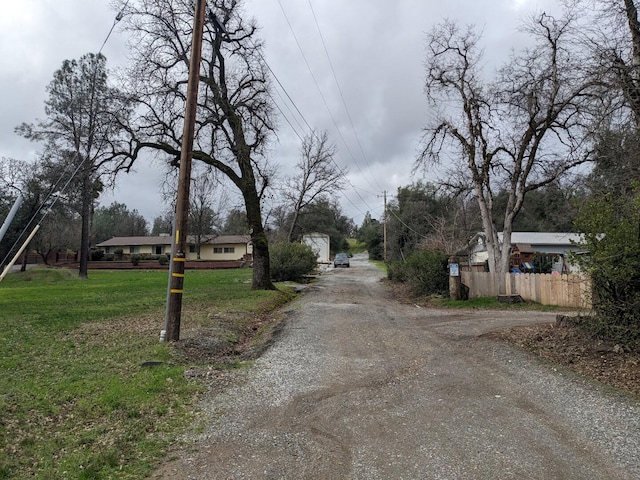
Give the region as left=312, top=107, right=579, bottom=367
left=245, top=190, right=275, bottom=290
left=287, top=208, right=300, bottom=243
left=20, top=249, right=28, bottom=272
left=499, top=229, right=513, bottom=274
left=474, top=185, right=504, bottom=274
left=622, top=0, right=640, bottom=127
left=624, top=0, right=640, bottom=68
left=78, top=168, right=91, bottom=279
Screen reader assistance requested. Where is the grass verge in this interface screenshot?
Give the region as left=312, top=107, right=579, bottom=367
left=0, top=267, right=290, bottom=479
left=369, top=259, right=387, bottom=272
left=433, top=296, right=563, bottom=311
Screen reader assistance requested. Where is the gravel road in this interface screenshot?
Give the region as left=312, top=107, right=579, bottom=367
left=153, top=253, right=640, bottom=479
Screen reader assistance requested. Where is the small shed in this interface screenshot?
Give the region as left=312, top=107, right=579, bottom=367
left=302, top=233, right=330, bottom=264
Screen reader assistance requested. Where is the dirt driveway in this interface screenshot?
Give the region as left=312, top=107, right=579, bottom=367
left=154, top=253, right=640, bottom=479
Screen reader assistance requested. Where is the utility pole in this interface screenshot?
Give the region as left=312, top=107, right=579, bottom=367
left=383, top=190, right=387, bottom=262
left=0, top=194, right=23, bottom=245
left=165, top=0, right=207, bottom=342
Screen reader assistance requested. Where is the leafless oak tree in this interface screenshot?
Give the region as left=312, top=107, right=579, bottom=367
left=283, top=130, right=345, bottom=242
left=114, top=0, right=276, bottom=289
left=571, top=0, right=640, bottom=126
left=416, top=13, right=604, bottom=273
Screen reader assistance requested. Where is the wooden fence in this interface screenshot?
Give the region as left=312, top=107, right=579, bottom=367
left=460, top=271, right=591, bottom=309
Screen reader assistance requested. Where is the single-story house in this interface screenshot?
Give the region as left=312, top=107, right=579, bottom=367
left=467, top=232, right=585, bottom=273
left=96, top=234, right=252, bottom=261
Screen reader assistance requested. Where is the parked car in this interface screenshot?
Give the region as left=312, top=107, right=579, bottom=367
left=334, top=253, right=350, bottom=268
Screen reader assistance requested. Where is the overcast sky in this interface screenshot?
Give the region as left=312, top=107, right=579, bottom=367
left=0, top=0, right=561, bottom=228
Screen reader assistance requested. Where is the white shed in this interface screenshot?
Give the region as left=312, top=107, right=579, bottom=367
left=302, top=233, right=330, bottom=264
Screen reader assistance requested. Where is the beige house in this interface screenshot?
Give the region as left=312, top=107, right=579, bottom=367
left=197, top=235, right=253, bottom=261
left=97, top=234, right=252, bottom=261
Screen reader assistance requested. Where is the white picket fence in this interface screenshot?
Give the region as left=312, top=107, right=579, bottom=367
left=460, top=271, right=591, bottom=309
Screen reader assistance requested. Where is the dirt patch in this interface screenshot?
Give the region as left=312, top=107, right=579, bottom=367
left=175, top=278, right=640, bottom=399
left=173, top=310, right=286, bottom=365
left=486, top=322, right=640, bottom=397
left=387, top=280, right=640, bottom=398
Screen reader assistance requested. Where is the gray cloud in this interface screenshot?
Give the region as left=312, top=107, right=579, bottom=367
left=2, top=0, right=561, bottom=226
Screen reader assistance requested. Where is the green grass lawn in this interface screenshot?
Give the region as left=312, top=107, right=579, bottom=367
left=0, top=267, right=287, bottom=479
left=432, top=295, right=562, bottom=311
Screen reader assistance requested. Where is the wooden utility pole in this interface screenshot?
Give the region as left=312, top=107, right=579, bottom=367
left=383, top=190, right=387, bottom=262
left=165, top=0, right=207, bottom=342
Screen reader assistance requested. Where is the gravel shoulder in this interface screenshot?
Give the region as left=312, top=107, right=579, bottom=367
left=151, top=254, right=640, bottom=479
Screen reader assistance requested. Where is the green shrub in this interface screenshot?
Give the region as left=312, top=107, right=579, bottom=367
left=105, top=254, right=114, bottom=261
left=386, top=260, right=408, bottom=283
left=114, top=248, right=124, bottom=260
left=270, top=242, right=318, bottom=282
left=387, top=250, right=448, bottom=297
left=131, top=254, right=141, bottom=266
left=90, top=249, right=105, bottom=261
left=158, top=255, right=169, bottom=266
left=573, top=189, right=640, bottom=346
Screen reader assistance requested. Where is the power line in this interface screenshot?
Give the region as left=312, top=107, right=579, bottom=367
left=98, top=0, right=130, bottom=54
left=274, top=0, right=378, bottom=193
left=267, top=1, right=382, bottom=220
left=306, top=0, right=384, bottom=192
left=1, top=5, right=130, bottom=273
left=250, top=38, right=374, bottom=220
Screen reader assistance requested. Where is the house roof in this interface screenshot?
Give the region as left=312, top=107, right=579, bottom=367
left=96, top=234, right=251, bottom=248
left=499, top=232, right=583, bottom=246
left=465, top=232, right=585, bottom=256
left=211, top=235, right=251, bottom=245
left=97, top=236, right=172, bottom=247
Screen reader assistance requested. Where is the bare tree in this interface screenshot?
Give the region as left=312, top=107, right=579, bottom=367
left=574, top=0, right=640, bottom=125
left=618, top=0, right=640, bottom=123
left=160, top=163, right=228, bottom=258
left=416, top=14, right=602, bottom=273
left=188, top=166, right=227, bottom=258
left=0, top=157, right=79, bottom=269
left=419, top=215, right=470, bottom=257
left=32, top=207, right=80, bottom=265
left=0, top=158, right=41, bottom=269
left=283, top=130, right=345, bottom=242
left=587, top=0, right=640, bottom=126
left=114, top=0, right=276, bottom=289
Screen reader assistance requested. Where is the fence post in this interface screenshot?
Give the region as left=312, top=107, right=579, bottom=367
left=449, top=256, right=463, bottom=300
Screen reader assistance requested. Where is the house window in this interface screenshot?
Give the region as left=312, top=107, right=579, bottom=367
left=189, top=245, right=196, bottom=253
left=224, top=247, right=235, bottom=254
left=213, top=247, right=223, bottom=254
left=129, top=246, right=140, bottom=254
left=154, top=246, right=165, bottom=255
